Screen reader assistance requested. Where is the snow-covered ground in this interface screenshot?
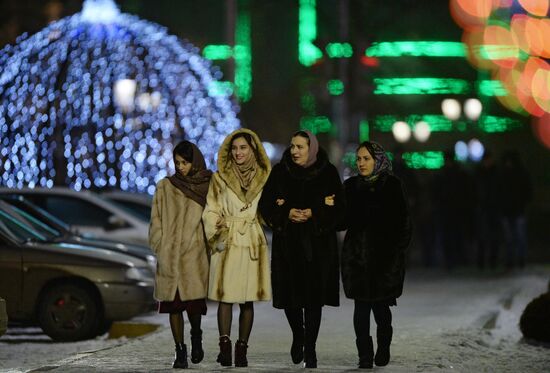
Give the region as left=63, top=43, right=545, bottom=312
left=1, top=266, right=548, bottom=372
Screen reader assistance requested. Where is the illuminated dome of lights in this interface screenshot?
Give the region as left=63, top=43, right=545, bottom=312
left=0, top=0, right=240, bottom=194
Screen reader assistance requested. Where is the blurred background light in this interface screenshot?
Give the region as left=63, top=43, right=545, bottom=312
left=413, top=121, right=432, bottom=142
left=455, top=140, right=469, bottom=161
left=464, top=98, right=483, bottom=120
left=392, top=121, right=411, bottom=143
left=468, top=138, right=485, bottom=161
left=442, top=98, right=462, bottom=120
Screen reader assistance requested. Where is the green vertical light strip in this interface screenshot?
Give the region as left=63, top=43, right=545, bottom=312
left=374, top=78, right=470, bottom=95
left=234, top=2, right=252, bottom=102
left=366, top=41, right=466, bottom=57
left=359, top=120, right=369, bottom=141
left=402, top=151, right=445, bottom=169
left=299, top=0, right=322, bottom=66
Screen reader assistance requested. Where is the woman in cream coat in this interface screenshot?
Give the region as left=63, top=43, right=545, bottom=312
left=202, top=128, right=271, bottom=367
left=149, top=141, right=212, bottom=369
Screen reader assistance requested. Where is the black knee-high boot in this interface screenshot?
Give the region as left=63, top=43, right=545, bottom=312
left=356, top=336, right=374, bottom=369
left=284, top=308, right=305, bottom=364
left=374, top=326, right=392, bottom=366
left=304, top=307, right=322, bottom=368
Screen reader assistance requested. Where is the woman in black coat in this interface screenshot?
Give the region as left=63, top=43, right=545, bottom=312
left=259, top=130, right=343, bottom=368
left=341, top=141, right=411, bottom=369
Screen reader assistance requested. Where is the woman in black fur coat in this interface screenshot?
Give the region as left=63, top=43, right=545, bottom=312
left=341, top=141, right=411, bottom=369
left=259, top=130, right=344, bottom=368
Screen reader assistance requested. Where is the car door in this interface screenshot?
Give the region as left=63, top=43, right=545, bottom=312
left=0, top=214, right=24, bottom=318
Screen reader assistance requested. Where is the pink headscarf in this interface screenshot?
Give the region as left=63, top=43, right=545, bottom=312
left=303, top=130, right=319, bottom=168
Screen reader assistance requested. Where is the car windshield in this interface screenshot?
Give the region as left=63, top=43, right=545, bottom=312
left=0, top=210, right=48, bottom=243
left=99, top=196, right=150, bottom=221
left=0, top=202, right=61, bottom=241
left=23, top=200, right=72, bottom=232
left=109, top=199, right=151, bottom=221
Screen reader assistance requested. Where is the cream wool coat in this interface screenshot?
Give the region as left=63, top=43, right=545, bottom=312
left=203, top=129, right=272, bottom=303
left=149, top=178, right=209, bottom=302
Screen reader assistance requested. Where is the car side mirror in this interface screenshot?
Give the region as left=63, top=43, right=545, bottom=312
left=104, top=216, right=128, bottom=231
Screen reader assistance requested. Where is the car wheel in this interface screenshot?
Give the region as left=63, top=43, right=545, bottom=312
left=38, top=284, right=99, bottom=341
left=95, top=319, right=113, bottom=336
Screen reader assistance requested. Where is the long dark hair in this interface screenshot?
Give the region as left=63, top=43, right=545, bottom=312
left=173, top=140, right=194, bottom=163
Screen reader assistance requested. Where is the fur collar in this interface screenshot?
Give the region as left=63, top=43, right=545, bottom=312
left=217, top=128, right=271, bottom=203
left=281, top=147, right=329, bottom=180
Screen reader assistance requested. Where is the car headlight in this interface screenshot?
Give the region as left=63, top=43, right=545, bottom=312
left=146, top=255, right=157, bottom=273
left=125, top=267, right=154, bottom=283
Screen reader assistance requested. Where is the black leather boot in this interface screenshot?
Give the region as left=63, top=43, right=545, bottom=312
left=290, top=329, right=304, bottom=364
left=234, top=339, right=248, bottom=367
left=304, top=345, right=317, bottom=368
left=374, top=326, right=392, bottom=367
left=190, top=328, right=204, bottom=364
left=356, top=336, right=374, bottom=369
left=216, top=336, right=232, bottom=367
left=173, top=343, right=188, bottom=369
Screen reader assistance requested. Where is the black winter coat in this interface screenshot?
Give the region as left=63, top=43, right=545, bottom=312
left=341, top=173, right=411, bottom=302
left=259, top=149, right=343, bottom=309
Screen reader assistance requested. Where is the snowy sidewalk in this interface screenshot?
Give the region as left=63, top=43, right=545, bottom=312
left=2, top=268, right=549, bottom=372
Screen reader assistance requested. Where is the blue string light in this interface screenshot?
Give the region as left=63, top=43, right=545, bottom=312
left=0, top=0, right=240, bottom=194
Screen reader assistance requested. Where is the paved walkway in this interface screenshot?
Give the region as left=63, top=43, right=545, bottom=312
left=27, top=268, right=550, bottom=372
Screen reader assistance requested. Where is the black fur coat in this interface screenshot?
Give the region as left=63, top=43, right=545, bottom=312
left=259, top=149, right=343, bottom=309
left=341, top=173, right=411, bottom=302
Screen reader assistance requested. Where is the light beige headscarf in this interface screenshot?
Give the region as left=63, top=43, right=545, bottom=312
left=231, top=147, right=257, bottom=191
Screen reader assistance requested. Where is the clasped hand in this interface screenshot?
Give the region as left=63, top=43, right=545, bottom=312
left=288, top=208, right=312, bottom=223
left=215, top=216, right=227, bottom=230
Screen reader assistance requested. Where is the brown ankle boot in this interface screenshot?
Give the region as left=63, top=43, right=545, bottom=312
left=216, top=336, right=232, bottom=366
left=234, top=339, right=248, bottom=367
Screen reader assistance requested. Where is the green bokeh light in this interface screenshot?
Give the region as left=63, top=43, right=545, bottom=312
left=366, top=41, right=466, bottom=57
left=299, top=0, right=323, bottom=66
left=327, top=79, right=344, bottom=95
left=202, top=45, right=233, bottom=60
left=402, top=151, right=445, bottom=169
left=326, top=42, right=353, bottom=58
left=300, top=116, right=333, bottom=134
left=374, top=78, right=470, bottom=95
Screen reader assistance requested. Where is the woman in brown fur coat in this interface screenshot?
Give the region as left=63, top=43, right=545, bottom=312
left=149, top=140, right=212, bottom=369
left=202, top=128, right=272, bottom=367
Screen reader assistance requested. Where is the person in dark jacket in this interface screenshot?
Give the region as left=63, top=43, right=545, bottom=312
left=498, top=150, right=532, bottom=269
left=259, top=130, right=343, bottom=368
left=341, top=141, right=411, bottom=369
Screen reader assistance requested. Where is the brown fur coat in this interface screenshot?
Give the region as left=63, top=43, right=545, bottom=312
left=202, top=128, right=272, bottom=303
left=149, top=178, right=209, bottom=301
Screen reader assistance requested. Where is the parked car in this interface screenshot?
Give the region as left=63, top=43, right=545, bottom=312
left=100, top=191, right=152, bottom=221
left=0, top=206, right=155, bottom=341
left=0, top=297, right=6, bottom=337
left=0, top=187, right=149, bottom=246
left=0, top=196, right=156, bottom=272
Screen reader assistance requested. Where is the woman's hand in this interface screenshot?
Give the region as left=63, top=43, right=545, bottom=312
left=324, top=194, right=335, bottom=206
left=276, top=198, right=285, bottom=206
left=289, top=208, right=312, bottom=223
left=215, top=216, right=227, bottom=230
